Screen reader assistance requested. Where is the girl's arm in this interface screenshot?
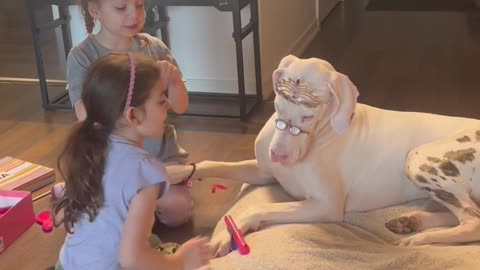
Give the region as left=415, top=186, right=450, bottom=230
left=118, top=184, right=182, bottom=270
left=66, top=47, right=89, bottom=120
left=168, top=72, right=189, bottom=114
left=74, top=100, right=87, bottom=121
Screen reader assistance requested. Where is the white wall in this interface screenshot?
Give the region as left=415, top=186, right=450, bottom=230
left=60, top=0, right=319, bottom=99
left=258, top=0, right=318, bottom=98
left=167, top=6, right=257, bottom=96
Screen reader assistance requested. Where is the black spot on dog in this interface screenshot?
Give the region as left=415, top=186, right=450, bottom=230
left=440, top=176, right=446, bottom=180
left=476, top=130, right=480, bottom=142
left=457, top=136, right=471, bottom=143
left=432, top=189, right=462, bottom=208
left=420, top=164, right=438, bottom=176
left=439, top=161, right=460, bottom=177
left=430, top=178, right=438, bottom=182
left=422, top=187, right=432, bottom=192
left=436, top=184, right=442, bottom=188
left=427, top=157, right=442, bottom=163
left=451, top=178, right=457, bottom=183
left=415, top=175, right=429, bottom=184
left=444, top=148, right=476, bottom=164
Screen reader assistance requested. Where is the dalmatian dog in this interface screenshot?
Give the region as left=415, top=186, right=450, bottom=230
left=168, top=55, right=480, bottom=256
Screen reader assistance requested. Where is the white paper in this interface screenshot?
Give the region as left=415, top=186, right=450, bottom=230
left=0, top=196, right=21, bottom=209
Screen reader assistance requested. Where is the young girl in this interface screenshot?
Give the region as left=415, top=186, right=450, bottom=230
left=54, top=53, right=212, bottom=270
left=64, top=0, right=192, bottom=226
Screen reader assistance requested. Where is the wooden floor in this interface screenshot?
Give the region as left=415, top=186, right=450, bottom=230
left=2, top=0, right=480, bottom=268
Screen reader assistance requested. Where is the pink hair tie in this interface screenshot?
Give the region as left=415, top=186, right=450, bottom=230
left=124, top=53, right=136, bottom=116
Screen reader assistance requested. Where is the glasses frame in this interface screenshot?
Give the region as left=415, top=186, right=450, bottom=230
left=275, top=119, right=310, bottom=136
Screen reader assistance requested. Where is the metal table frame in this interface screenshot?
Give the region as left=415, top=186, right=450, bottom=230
left=26, top=0, right=74, bottom=110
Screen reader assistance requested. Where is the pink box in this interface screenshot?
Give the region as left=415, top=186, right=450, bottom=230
left=0, top=190, right=35, bottom=253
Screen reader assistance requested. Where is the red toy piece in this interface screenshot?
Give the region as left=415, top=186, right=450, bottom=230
left=35, top=210, right=53, bottom=232
left=211, top=184, right=227, bottom=193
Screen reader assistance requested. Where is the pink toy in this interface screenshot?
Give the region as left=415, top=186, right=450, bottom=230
left=224, top=215, right=250, bottom=255
left=35, top=210, right=53, bottom=232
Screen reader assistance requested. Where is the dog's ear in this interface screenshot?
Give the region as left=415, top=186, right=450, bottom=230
left=328, top=72, right=359, bottom=134
left=272, top=55, right=299, bottom=83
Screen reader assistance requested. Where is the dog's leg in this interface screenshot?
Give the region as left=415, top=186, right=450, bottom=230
left=246, top=199, right=344, bottom=226
left=393, top=183, right=480, bottom=245
left=166, top=159, right=274, bottom=185
left=386, top=210, right=458, bottom=234
left=394, top=220, right=480, bottom=246
left=211, top=199, right=345, bottom=257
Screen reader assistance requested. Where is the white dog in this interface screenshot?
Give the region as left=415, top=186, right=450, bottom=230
left=169, top=55, right=480, bottom=256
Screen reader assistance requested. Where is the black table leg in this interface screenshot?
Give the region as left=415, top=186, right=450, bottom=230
left=251, top=0, right=262, bottom=102
left=26, top=0, right=50, bottom=110
left=59, top=3, right=72, bottom=58
left=231, top=0, right=247, bottom=120
left=158, top=6, right=171, bottom=48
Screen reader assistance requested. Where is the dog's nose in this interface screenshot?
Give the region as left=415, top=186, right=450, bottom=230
left=270, top=149, right=288, bottom=163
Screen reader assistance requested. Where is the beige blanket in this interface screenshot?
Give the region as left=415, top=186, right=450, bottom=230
left=205, top=184, right=480, bottom=270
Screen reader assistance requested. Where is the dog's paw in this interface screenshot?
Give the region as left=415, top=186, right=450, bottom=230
left=237, top=216, right=263, bottom=234
left=210, top=229, right=233, bottom=258
left=393, top=233, right=428, bottom=247
left=385, top=215, right=419, bottom=234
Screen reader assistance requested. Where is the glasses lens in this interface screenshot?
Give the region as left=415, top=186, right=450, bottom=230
left=290, top=127, right=301, bottom=136
left=276, top=120, right=287, bottom=130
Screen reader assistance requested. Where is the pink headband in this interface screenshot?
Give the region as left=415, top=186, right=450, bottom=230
left=123, top=53, right=136, bottom=116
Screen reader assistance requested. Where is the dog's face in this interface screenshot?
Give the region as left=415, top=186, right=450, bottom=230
left=269, top=55, right=359, bottom=167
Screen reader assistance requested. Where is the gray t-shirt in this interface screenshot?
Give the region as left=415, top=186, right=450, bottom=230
left=59, top=135, right=170, bottom=270
left=66, top=34, right=188, bottom=163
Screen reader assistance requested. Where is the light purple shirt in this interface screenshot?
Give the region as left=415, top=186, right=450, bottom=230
left=59, top=135, right=170, bottom=270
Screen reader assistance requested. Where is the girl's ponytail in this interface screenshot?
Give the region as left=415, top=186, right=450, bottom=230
left=79, top=0, right=95, bottom=34
left=53, top=120, right=112, bottom=233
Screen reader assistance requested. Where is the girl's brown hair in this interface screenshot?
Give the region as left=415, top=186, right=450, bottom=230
left=53, top=53, right=160, bottom=233
left=79, top=0, right=97, bottom=34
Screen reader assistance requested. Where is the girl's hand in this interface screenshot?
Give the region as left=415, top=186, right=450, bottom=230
left=156, top=60, right=189, bottom=114
left=157, top=60, right=182, bottom=88
left=175, top=236, right=212, bottom=270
